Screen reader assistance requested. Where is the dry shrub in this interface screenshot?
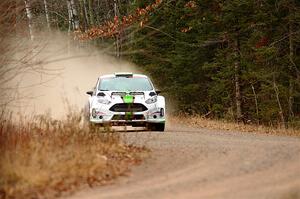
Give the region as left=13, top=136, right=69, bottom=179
left=0, top=111, right=146, bottom=199
left=170, top=114, right=300, bottom=137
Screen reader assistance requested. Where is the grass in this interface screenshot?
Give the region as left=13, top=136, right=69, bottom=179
left=0, top=111, right=148, bottom=199
left=170, top=115, right=300, bottom=137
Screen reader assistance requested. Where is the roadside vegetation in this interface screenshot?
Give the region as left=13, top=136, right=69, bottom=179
left=170, top=115, right=300, bottom=136
left=0, top=111, right=147, bottom=199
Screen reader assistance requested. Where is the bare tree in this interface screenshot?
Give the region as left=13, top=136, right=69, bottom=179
left=273, top=76, right=286, bottom=128
left=251, top=84, right=259, bottom=123
left=67, top=0, right=80, bottom=31
left=88, top=0, right=95, bottom=26
left=24, top=0, right=34, bottom=41
left=43, top=0, right=51, bottom=30
left=288, top=0, right=295, bottom=120
left=0, top=0, right=59, bottom=107
left=114, top=0, right=121, bottom=58
left=234, top=34, right=242, bottom=122
left=79, top=0, right=89, bottom=31
left=83, top=0, right=89, bottom=28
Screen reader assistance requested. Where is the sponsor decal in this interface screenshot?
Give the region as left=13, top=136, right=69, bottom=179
left=125, top=112, right=132, bottom=120
left=122, top=94, right=134, bottom=120
left=123, top=94, right=134, bottom=103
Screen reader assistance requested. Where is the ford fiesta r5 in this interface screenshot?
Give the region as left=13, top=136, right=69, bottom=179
left=86, top=73, right=165, bottom=131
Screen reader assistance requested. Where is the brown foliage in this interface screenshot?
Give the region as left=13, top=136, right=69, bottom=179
left=184, top=1, right=197, bottom=9
left=255, top=36, right=269, bottom=48
left=0, top=112, right=147, bottom=199
left=76, top=0, right=162, bottom=40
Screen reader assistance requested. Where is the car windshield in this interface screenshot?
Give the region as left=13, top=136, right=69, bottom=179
left=98, top=77, right=153, bottom=91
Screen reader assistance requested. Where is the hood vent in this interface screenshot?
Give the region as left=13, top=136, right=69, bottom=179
left=130, top=92, right=144, bottom=96
left=111, top=92, right=144, bottom=96
left=111, top=92, right=126, bottom=96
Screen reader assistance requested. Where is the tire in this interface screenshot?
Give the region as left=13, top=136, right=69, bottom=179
left=148, top=123, right=165, bottom=132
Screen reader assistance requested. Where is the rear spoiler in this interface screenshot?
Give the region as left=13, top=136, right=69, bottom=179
left=114, top=72, right=133, bottom=78
left=111, top=92, right=144, bottom=96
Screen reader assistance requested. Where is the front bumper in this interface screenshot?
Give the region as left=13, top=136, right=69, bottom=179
left=89, top=103, right=165, bottom=125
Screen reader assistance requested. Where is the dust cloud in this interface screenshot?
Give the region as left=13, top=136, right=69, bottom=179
left=11, top=31, right=140, bottom=119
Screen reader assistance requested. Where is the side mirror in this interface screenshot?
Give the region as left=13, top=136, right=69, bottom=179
left=86, top=91, right=93, bottom=96
left=156, top=90, right=162, bottom=95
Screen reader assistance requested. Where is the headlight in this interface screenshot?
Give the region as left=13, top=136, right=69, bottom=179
left=97, top=98, right=111, bottom=104
left=92, top=108, right=97, bottom=118
left=145, top=96, right=157, bottom=104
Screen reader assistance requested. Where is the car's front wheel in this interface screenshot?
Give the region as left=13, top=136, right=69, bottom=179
left=148, top=123, right=165, bottom=132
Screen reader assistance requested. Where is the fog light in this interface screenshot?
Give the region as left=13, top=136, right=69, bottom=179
left=153, top=115, right=157, bottom=119
left=160, top=108, right=164, bottom=117
left=99, top=116, right=103, bottom=119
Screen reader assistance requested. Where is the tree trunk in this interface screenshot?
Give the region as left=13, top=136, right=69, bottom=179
left=24, top=0, right=34, bottom=41
left=114, top=0, right=121, bottom=58
left=234, top=36, right=242, bottom=122
left=288, top=80, right=294, bottom=120
left=273, top=76, right=286, bottom=128
left=105, top=0, right=111, bottom=20
left=96, top=0, right=101, bottom=24
left=67, top=0, right=72, bottom=32
left=288, top=0, right=295, bottom=120
left=67, top=0, right=80, bottom=31
left=43, top=0, right=51, bottom=30
left=88, top=0, right=95, bottom=26
left=83, top=0, right=89, bottom=28
left=251, top=84, right=259, bottom=124
left=79, top=0, right=89, bottom=31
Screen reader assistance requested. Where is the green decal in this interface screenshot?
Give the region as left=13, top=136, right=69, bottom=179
left=123, top=95, right=134, bottom=103
left=125, top=112, right=132, bottom=120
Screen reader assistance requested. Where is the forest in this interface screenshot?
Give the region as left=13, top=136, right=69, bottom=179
left=2, top=0, right=300, bottom=128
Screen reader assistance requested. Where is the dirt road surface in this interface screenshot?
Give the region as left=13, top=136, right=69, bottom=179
left=66, top=125, right=300, bottom=199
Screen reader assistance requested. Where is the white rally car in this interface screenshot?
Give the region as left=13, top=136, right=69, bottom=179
left=86, top=73, right=165, bottom=131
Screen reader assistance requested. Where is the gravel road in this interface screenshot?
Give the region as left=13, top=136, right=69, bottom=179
left=66, top=125, right=300, bottom=199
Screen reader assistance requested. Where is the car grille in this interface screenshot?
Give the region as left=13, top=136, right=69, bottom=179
left=111, top=114, right=145, bottom=121
left=109, top=103, right=148, bottom=112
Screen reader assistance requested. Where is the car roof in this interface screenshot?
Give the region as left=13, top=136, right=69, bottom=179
left=99, top=73, right=148, bottom=79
